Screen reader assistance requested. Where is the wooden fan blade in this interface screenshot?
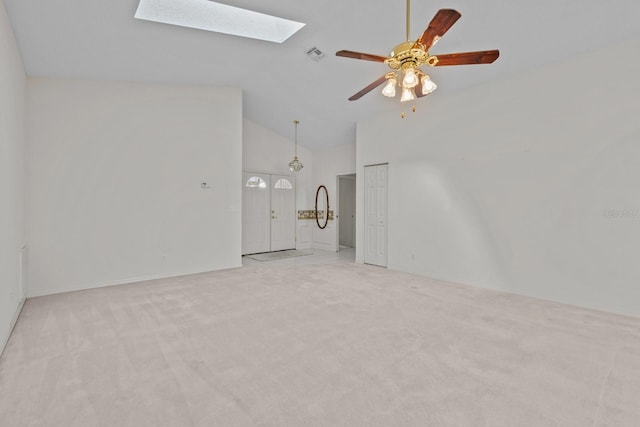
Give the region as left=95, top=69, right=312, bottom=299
left=414, top=9, right=461, bottom=51
left=434, top=50, right=500, bottom=66
left=348, top=75, right=389, bottom=101
left=415, top=80, right=426, bottom=98
left=336, top=50, right=388, bottom=63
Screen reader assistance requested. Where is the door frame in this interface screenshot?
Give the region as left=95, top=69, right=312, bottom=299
left=335, top=173, right=356, bottom=252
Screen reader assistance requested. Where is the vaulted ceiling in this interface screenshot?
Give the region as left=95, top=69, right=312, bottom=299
left=5, top=0, right=640, bottom=149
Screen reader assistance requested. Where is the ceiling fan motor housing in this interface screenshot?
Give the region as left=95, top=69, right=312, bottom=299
left=385, top=41, right=439, bottom=70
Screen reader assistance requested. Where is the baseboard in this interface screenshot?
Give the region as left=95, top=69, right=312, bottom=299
left=1, top=298, right=26, bottom=358
left=27, top=263, right=243, bottom=298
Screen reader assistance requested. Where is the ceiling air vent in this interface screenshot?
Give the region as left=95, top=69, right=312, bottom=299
left=306, top=47, right=325, bottom=62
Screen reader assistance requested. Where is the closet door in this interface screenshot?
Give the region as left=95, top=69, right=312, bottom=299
left=364, top=164, right=388, bottom=267
left=270, top=175, right=296, bottom=251
left=242, top=173, right=270, bottom=255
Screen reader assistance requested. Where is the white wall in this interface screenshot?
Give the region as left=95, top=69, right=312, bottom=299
left=26, top=78, right=242, bottom=297
left=0, top=0, right=26, bottom=353
left=312, top=144, right=356, bottom=250
left=357, top=40, right=640, bottom=316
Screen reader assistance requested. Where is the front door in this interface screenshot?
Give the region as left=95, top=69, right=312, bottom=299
left=242, top=173, right=270, bottom=255
left=270, top=175, right=296, bottom=251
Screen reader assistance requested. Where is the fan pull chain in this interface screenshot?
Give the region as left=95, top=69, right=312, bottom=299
left=401, top=106, right=417, bottom=118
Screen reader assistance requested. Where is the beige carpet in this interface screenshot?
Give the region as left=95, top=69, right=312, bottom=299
left=1, top=263, right=639, bottom=426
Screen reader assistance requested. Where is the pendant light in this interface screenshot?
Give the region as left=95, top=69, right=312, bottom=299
left=288, top=120, right=304, bottom=172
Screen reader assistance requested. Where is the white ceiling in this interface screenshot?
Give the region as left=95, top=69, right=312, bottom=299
left=5, top=0, right=640, bottom=149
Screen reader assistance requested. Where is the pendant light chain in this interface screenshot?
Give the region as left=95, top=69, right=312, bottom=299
left=294, top=120, right=299, bottom=157
left=289, top=119, right=304, bottom=172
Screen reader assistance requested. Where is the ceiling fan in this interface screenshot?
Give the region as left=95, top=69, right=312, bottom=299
left=336, top=0, right=499, bottom=105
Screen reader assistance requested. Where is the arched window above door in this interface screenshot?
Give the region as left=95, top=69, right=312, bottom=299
left=274, top=178, right=293, bottom=189
left=246, top=176, right=267, bottom=189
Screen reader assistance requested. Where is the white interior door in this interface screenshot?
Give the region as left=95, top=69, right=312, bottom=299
left=270, top=175, right=296, bottom=251
left=242, top=173, right=270, bottom=255
left=364, top=164, right=388, bottom=267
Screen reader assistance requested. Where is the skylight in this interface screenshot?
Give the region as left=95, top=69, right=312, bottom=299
left=135, top=0, right=305, bottom=43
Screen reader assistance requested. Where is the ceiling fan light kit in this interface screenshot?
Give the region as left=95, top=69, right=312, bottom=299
left=381, top=73, right=397, bottom=97
left=336, top=1, right=499, bottom=117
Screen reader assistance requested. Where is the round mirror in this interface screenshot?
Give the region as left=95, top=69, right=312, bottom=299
left=315, top=185, right=329, bottom=229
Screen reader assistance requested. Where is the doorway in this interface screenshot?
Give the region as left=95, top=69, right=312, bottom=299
left=242, top=172, right=296, bottom=255
left=336, top=174, right=356, bottom=251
